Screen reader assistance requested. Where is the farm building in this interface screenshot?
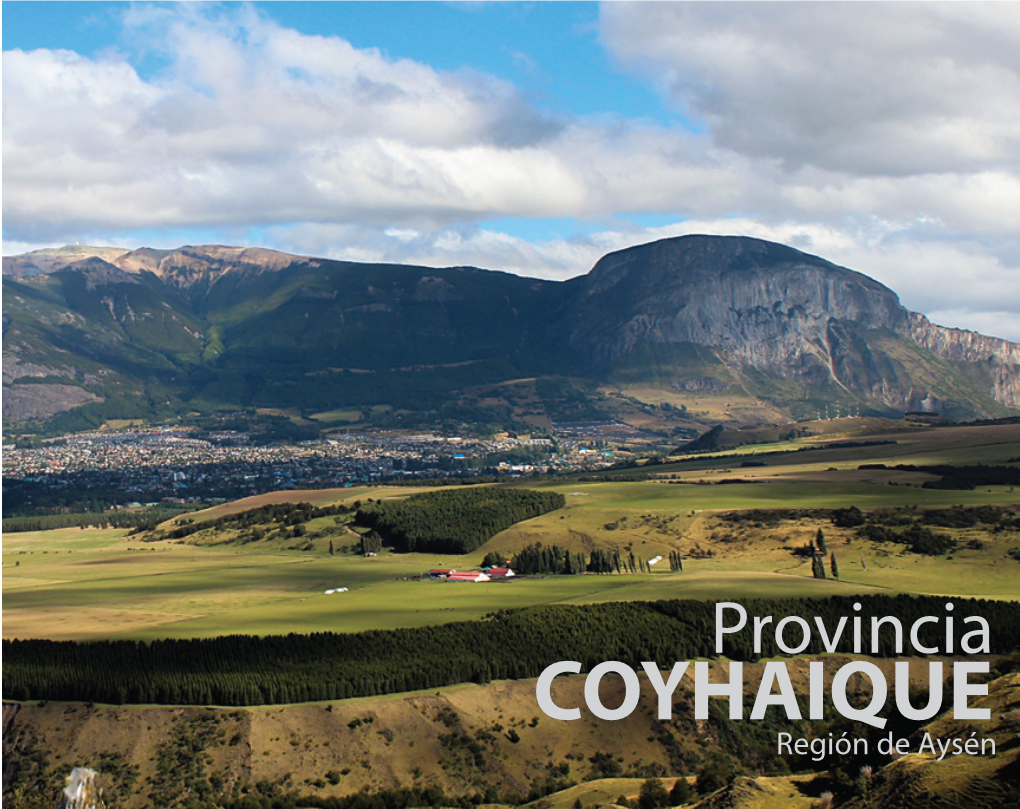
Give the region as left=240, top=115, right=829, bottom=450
left=428, top=569, right=455, bottom=579
left=447, top=571, right=490, bottom=583
left=487, top=567, right=515, bottom=578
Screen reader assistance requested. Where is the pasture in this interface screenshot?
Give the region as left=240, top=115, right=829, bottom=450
left=5, top=422, right=1018, bottom=640
left=4, top=468, right=1019, bottom=640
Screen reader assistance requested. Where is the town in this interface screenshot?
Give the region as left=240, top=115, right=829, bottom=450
left=2, top=425, right=631, bottom=506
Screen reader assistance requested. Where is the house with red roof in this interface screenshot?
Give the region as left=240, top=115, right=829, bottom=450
left=487, top=567, right=515, bottom=578
left=447, top=571, right=490, bottom=582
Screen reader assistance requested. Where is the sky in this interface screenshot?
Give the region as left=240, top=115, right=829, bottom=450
left=3, top=1, right=1020, bottom=340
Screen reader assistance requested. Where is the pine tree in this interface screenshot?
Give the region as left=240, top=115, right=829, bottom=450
left=816, top=528, right=828, bottom=555
left=812, top=555, right=826, bottom=579
left=830, top=553, right=839, bottom=579
left=329, top=540, right=335, bottom=557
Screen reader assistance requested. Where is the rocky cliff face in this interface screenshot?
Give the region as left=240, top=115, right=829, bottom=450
left=559, top=236, right=1016, bottom=416
left=908, top=313, right=1020, bottom=407
left=563, top=235, right=907, bottom=371
left=112, top=245, right=302, bottom=287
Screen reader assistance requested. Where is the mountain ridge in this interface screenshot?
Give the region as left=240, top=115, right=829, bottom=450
left=3, top=235, right=1017, bottom=430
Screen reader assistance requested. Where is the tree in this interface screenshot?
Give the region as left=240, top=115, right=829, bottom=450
left=361, top=531, right=383, bottom=555
left=668, top=779, right=691, bottom=805
left=329, top=540, right=335, bottom=557
left=816, top=529, right=828, bottom=555
left=639, top=778, right=669, bottom=809
left=830, top=553, right=839, bottom=579
left=832, top=506, right=865, bottom=527
left=695, top=757, right=734, bottom=795
left=812, top=555, right=826, bottom=579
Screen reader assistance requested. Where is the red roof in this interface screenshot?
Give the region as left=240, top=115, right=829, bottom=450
left=488, top=567, right=514, bottom=576
left=448, top=571, right=489, bottom=581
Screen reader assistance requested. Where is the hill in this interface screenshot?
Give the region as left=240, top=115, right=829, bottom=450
left=4, top=662, right=1017, bottom=809
left=3, top=236, right=1018, bottom=432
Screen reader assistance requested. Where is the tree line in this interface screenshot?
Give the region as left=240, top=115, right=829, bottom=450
left=2, top=503, right=199, bottom=534
left=163, top=501, right=350, bottom=540
left=354, top=488, right=565, bottom=554
left=508, top=544, right=666, bottom=576
left=4, top=594, right=1019, bottom=707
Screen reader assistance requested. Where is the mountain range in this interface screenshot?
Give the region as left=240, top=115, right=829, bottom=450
left=3, top=235, right=1018, bottom=433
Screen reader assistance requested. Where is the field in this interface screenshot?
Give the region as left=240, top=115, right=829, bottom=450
left=2, top=526, right=888, bottom=640
left=4, top=420, right=1020, bottom=641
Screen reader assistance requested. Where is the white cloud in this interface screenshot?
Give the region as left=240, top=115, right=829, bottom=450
left=601, top=2, right=1020, bottom=176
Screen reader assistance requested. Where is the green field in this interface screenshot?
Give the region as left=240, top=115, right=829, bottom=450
left=5, top=422, right=1019, bottom=640
left=5, top=472, right=1019, bottom=640
left=0, top=526, right=882, bottom=640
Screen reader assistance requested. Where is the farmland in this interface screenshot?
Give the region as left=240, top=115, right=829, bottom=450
left=4, top=420, right=1020, bottom=641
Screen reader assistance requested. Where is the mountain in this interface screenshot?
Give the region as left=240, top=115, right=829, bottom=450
left=556, top=237, right=1019, bottom=414
left=3, top=236, right=1018, bottom=432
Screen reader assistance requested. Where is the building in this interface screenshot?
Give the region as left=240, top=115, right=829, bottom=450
left=447, top=571, right=490, bottom=582
left=487, top=567, right=515, bottom=578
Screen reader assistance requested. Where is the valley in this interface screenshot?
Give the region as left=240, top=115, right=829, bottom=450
left=5, top=420, right=1020, bottom=642
left=4, top=236, right=1020, bottom=809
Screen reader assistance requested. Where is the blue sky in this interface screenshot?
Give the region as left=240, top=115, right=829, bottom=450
left=3, top=2, right=1020, bottom=339
left=2, top=2, right=676, bottom=122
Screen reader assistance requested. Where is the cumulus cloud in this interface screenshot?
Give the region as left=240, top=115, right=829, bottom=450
left=3, top=6, right=576, bottom=238
left=0, top=6, right=877, bottom=237
left=601, top=2, right=1020, bottom=176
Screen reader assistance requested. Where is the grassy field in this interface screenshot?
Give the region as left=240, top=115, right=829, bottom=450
left=4, top=487, right=1018, bottom=640
left=4, top=421, right=1019, bottom=641
left=1, top=525, right=888, bottom=640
